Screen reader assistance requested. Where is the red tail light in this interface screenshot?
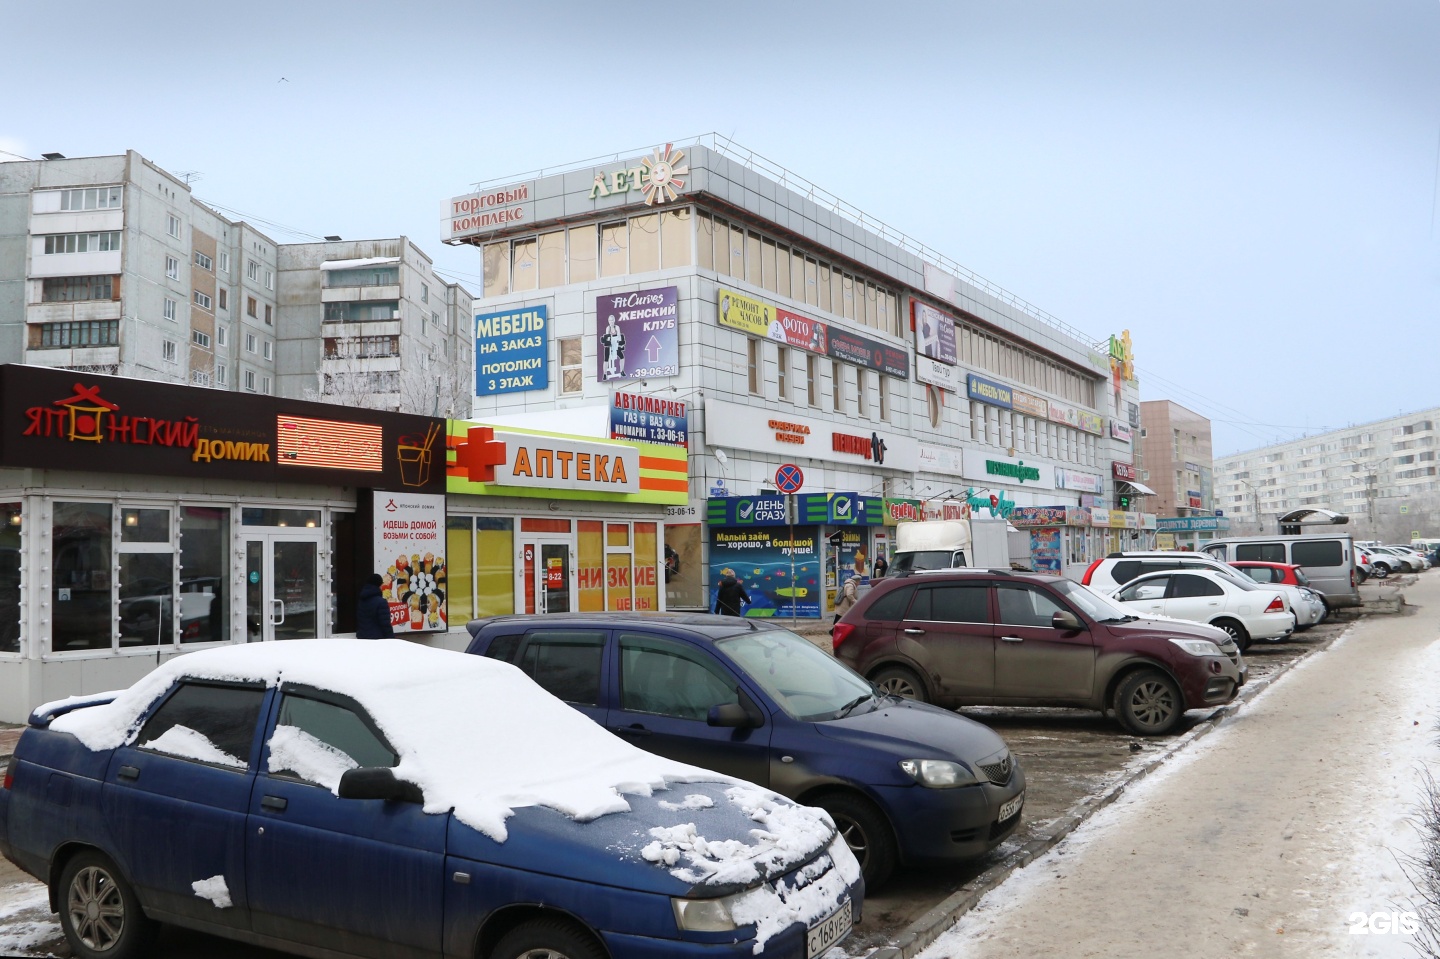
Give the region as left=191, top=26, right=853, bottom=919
left=1265, top=595, right=1285, bottom=613
left=831, top=622, right=856, bottom=652
left=1081, top=558, right=1103, bottom=585
left=2, top=769, right=12, bottom=791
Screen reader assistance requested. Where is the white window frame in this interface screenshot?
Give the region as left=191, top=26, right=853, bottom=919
left=193, top=290, right=212, bottom=310
left=163, top=298, right=177, bottom=322
left=262, top=340, right=272, bottom=360
left=245, top=333, right=257, bottom=354
left=162, top=339, right=177, bottom=363
left=244, top=369, right=257, bottom=392
left=167, top=214, right=181, bottom=239
left=216, top=325, right=228, bottom=347
left=165, top=256, right=179, bottom=280
left=219, top=252, right=230, bottom=273
left=216, top=364, right=228, bottom=385
left=193, top=251, right=212, bottom=271
left=247, top=260, right=259, bottom=281
left=191, top=329, right=212, bottom=349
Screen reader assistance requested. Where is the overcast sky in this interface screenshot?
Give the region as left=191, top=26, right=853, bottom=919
left=4, top=0, right=1436, bottom=456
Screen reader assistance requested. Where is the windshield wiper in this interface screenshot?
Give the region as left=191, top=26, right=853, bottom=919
left=836, top=692, right=873, bottom=718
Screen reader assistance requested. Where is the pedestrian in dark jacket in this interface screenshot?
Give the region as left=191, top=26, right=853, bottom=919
left=872, top=554, right=889, bottom=578
left=356, top=573, right=395, bottom=639
left=714, top=570, right=750, bottom=616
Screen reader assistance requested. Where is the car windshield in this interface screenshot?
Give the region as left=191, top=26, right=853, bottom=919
left=1052, top=579, right=1137, bottom=622
left=717, top=628, right=875, bottom=722
left=889, top=550, right=955, bottom=572
left=1214, top=569, right=1260, bottom=591
left=1294, top=568, right=1311, bottom=586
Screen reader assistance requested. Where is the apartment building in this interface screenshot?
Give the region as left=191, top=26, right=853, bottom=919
left=1138, top=400, right=1215, bottom=516
left=1214, top=408, right=1440, bottom=541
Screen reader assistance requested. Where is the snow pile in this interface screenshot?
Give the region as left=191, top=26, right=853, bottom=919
left=640, top=786, right=842, bottom=886
left=141, top=725, right=245, bottom=769
left=267, top=725, right=357, bottom=791
left=731, top=835, right=862, bottom=953
left=0, top=882, right=61, bottom=956
left=49, top=640, right=725, bottom=841
left=658, top=793, right=715, bottom=812
left=191, top=875, right=232, bottom=909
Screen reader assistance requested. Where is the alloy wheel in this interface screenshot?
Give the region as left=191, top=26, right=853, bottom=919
left=1127, top=679, right=1177, bottom=730
left=515, top=951, right=577, bottom=959
left=67, top=865, right=126, bottom=952
left=833, top=813, right=870, bottom=867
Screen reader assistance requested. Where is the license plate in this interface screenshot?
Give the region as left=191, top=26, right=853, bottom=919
left=998, top=790, right=1024, bottom=823
left=807, top=899, right=852, bottom=958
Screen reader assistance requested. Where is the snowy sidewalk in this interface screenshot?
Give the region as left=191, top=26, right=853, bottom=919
left=917, top=575, right=1440, bottom=959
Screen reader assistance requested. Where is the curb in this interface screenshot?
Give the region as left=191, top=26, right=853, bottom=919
left=864, top=611, right=1366, bottom=959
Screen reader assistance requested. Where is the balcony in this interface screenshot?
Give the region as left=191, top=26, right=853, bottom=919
left=25, top=345, right=121, bottom=369
left=320, top=284, right=401, bottom=303
left=323, top=301, right=401, bottom=323
left=28, top=300, right=122, bottom=325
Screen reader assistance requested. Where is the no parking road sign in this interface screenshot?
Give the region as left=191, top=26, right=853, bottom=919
left=775, top=463, right=804, bottom=493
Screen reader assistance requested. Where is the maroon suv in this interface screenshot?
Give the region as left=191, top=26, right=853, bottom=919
left=831, top=569, right=1246, bottom=735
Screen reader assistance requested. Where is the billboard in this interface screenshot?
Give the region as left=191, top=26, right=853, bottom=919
left=709, top=526, right=820, bottom=618
left=373, top=491, right=447, bottom=633
left=475, top=306, right=548, bottom=397
left=596, top=286, right=679, bottom=383
left=912, top=301, right=956, bottom=364
left=715, top=288, right=909, bottom=378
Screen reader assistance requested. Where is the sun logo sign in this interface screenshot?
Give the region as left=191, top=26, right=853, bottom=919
left=640, top=144, right=688, bottom=206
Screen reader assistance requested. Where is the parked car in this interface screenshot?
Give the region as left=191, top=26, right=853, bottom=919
left=1200, top=535, right=1362, bottom=609
left=1110, top=569, right=1294, bottom=650
left=1080, top=550, right=1236, bottom=594
left=1354, top=546, right=1376, bottom=581
left=465, top=612, right=1023, bottom=889
left=1226, top=562, right=1328, bottom=629
left=831, top=569, right=1246, bottom=737
left=1384, top=545, right=1431, bottom=570
left=1365, top=546, right=1416, bottom=575
left=0, top=640, right=863, bottom=959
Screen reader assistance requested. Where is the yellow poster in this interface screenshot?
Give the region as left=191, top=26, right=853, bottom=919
left=717, top=287, right=776, bottom=337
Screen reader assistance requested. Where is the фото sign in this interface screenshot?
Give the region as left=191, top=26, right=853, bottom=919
left=715, top=289, right=909, bottom=378
left=373, top=491, right=447, bottom=633
left=967, top=374, right=1013, bottom=409
left=476, top=306, right=548, bottom=396
left=912, top=301, right=956, bottom=364
left=1112, top=461, right=1138, bottom=481
left=608, top=391, right=687, bottom=447
left=597, top=286, right=679, bottom=382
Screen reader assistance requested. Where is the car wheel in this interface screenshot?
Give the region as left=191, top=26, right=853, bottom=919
left=57, top=851, right=157, bottom=959
left=870, top=665, right=926, bottom=702
left=1113, top=668, right=1184, bottom=736
left=1373, top=563, right=1390, bottom=579
left=814, top=791, right=897, bottom=889
left=1212, top=618, right=1250, bottom=652
left=490, top=917, right=605, bottom=959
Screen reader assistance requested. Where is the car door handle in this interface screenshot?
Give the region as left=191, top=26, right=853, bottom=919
left=999, top=635, right=1024, bottom=643
left=903, top=628, right=925, bottom=635
left=260, top=795, right=288, bottom=812
left=117, top=765, right=139, bottom=781
left=614, top=724, right=651, bottom=737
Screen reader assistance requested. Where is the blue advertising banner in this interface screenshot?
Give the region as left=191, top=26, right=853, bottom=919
left=597, top=286, right=680, bottom=383
left=710, top=526, right=820, bottom=618
left=797, top=492, right=885, bottom=525
left=475, top=306, right=547, bottom=396
left=707, top=495, right=788, bottom=526
left=967, top=373, right=1013, bottom=409
left=608, top=391, right=687, bottom=447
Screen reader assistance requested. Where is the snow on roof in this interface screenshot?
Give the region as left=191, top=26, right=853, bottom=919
left=50, top=640, right=725, bottom=842
left=469, top=406, right=610, bottom=438
left=319, top=256, right=401, bottom=270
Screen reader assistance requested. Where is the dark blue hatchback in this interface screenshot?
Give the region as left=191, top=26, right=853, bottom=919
left=466, top=612, right=1026, bottom=887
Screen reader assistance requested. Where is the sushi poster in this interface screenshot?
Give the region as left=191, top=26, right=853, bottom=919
left=709, top=527, right=820, bottom=618
left=374, top=491, right=447, bottom=632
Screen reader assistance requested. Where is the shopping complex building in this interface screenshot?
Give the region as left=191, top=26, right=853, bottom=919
left=445, top=136, right=1155, bottom=616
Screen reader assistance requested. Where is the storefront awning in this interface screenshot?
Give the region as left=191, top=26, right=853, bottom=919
left=1121, top=481, right=1157, bottom=496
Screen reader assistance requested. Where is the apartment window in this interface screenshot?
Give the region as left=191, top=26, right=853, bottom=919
left=261, top=376, right=271, bottom=395
left=59, top=186, right=123, bottom=210
left=559, top=336, right=583, bottom=394
left=215, top=364, right=227, bottom=385
left=42, top=232, right=121, bottom=254
left=245, top=333, right=257, bottom=354
left=264, top=270, right=273, bottom=291
left=163, top=298, right=177, bottom=322
left=431, top=311, right=439, bottom=333
left=747, top=338, right=761, bottom=395
left=193, top=290, right=212, bottom=310
left=878, top=374, right=889, bottom=421
left=246, top=297, right=257, bottom=318
left=217, top=288, right=227, bottom=310
left=165, top=256, right=179, bottom=280
left=166, top=215, right=181, bottom=239
left=264, top=304, right=273, bottom=325
left=216, top=326, right=228, bottom=347
left=806, top=355, right=818, bottom=407
left=421, top=284, right=429, bottom=303
left=856, top=368, right=867, bottom=418
left=192, top=329, right=212, bottom=349
left=35, top=320, right=118, bottom=348
left=193, top=251, right=212, bottom=271
left=247, top=260, right=259, bottom=281
left=219, top=252, right=229, bottom=273
left=244, top=370, right=256, bottom=392
left=41, top=275, right=114, bottom=302
left=776, top=346, right=788, bottom=401
left=832, top=360, right=843, bottom=412
left=262, top=340, right=272, bottom=360
left=162, top=339, right=177, bottom=363
left=369, top=305, right=390, bottom=320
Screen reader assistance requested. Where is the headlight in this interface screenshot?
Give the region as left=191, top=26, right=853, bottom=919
left=1169, top=637, right=1222, bottom=656
left=672, top=890, right=747, bottom=932
left=899, top=759, right=977, bottom=787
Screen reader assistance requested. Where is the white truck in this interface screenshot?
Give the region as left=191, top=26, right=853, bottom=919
left=890, top=517, right=1020, bottom=572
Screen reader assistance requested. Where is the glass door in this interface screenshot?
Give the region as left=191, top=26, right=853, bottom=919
left=520, top=538, right=574, bottom=615
left=244, top=535, right=322, bottom=641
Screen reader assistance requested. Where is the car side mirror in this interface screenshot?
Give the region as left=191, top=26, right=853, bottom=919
left=338, top=767, right=423, bottom=803
left=1052, top=610, right=1083, bottom=631
left=708, top=703, right=753, bottom=728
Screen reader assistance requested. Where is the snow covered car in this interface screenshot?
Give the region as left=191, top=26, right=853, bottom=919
left=1111, top=569, right=1293, bottom=650
left=0, top=640, right=861, bottom=959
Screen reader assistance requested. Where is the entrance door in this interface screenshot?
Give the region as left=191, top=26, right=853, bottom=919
left=521, top=539, right=573, bottom=614
left=245, top=535, right=323, bottom=642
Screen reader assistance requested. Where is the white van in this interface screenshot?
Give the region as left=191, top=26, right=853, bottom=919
left=1201, top=534, right=1361, bottom=609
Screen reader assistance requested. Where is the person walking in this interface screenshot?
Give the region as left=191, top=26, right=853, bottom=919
left=872, top=553, right=888, bottom=578
left=714, top=569, right=750, bottom=616
left=833, top=576, right=859, bottom=625
left=355, top=573, right=395, bottom=639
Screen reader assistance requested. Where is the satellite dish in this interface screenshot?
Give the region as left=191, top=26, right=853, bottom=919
left=714, top=449, right=728, bottom=466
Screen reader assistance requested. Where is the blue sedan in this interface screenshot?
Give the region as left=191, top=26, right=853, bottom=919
left=0, top=640, right=861, bottom=959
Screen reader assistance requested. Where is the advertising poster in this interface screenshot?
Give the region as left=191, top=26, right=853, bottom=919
left=718, top=286, right=777, bottom=337
left=475, top=306, right=548, bottom=396
left=913, top=301, right=957, bottom=364
left=715, top=288, right=908, bottom=378
left=968, top=374, right=1014, bottom=408
left=596, top=286, right=679, bottom=382
left=824, top=528, right=867, bottom=610
left=709, top=527, right=819, bottom=618
left=609, top=391, right=687, bottom=447
left=374, top=491, right=447, bottom=633
left=1030, top=528, right=1063, bottom=573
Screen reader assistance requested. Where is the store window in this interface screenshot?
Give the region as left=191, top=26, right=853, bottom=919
left=118, top=508, right=174, bottom=648
left=476, top=517, right=514, bottom=616
left=242, top=508, right=321, bottom=528
left=578, top=520, right=604, bottom=612
left=660, top=208, right=691, bottom=268
left=606, top=523, right=632, bottom=611
left=537, top=231, right=565, bottom=287
left=180, top=506, right=229, bottom=644
left=600, top=221, right=627, bottom=277
left=53, top=502, right=113, bottom=652
left=0, top=503, right=19, bottom=654
left=629, top=214, right=660, bottom=274
left=633, top=522, right=659, bottom=612
left=568, top=225, right=597, bottom=283
left=559, top=337, right=583, bottom=394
